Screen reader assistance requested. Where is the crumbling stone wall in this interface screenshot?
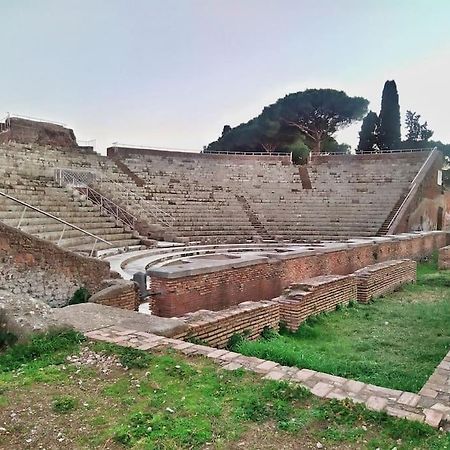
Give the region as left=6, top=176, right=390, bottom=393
left=0, top=118, right=77, bottom=148
left=0, top=222, right=110, bottom=307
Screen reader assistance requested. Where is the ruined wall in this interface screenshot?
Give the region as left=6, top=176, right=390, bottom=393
left=88, top=280, right=139, bottom=311
left=0, top=222, right=110, bottom=307
left=0, top=118, right=78, bottom=148
left=173, top=301, right=280, bottom=348
left=151, top=232, right=446, bottom=317
left=353, top=259, right=416, bottom=303
left=275, top=275, right=356, bottom=331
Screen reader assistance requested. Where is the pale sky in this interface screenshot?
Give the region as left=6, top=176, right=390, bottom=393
left=1, top=0, right=449, bottom=154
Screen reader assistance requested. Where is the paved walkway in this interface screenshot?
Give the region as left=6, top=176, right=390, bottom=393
left=85, top=326, right=450, bottom=429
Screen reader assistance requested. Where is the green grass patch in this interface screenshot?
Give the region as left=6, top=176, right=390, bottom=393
left=52, top=395, right=77, bottom=413
left=235, top=261, right=450, bottom=392
left=0, top=333, right=449, bottom=449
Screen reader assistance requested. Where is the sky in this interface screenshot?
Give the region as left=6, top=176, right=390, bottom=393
left=1, top=0, right=449, bottom=154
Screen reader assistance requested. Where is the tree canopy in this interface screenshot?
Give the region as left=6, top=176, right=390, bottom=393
left=357, top=111, right=379, bottom=153
left=206, top=88, right=367, bottom=154
left=269, top=89, right=368, bottom=153
left=404, top=110, right=434, bottom=143
left=378, top=80, right=401, bottom=150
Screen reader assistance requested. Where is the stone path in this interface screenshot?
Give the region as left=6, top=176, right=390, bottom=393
left=85, top=326, right=450, bottom=429
left=418, top=350, right=450, bottom=426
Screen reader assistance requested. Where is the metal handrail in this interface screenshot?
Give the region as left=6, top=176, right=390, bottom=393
left=8, top=113, right=66, bottom=127
left=75, top=184, right=139, bottom=230
left=202, top=150, right=292, bottom=156
left=98, top=177, right=175, bottom=228
left=55, top=167, right=174, bottom=228
left=385, top=148, right=438, bottom=233
left=317, top=148, right=435, bottom=156
left=0, top=190, right=112, bottom=256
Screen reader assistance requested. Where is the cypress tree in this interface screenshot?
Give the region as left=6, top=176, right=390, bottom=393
left=357, top=111, right=379, bottom=153
left=378, top=80, right=401, bottom=149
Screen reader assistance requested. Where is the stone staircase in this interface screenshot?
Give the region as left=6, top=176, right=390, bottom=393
left=0, top=180, right=143, bottom=255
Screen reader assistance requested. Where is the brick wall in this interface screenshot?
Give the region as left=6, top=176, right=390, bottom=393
left=89, top=281, right=139, bottom=311
left=174, top=301, right=280, bottom=348
left=0, top=222, right=110, bottom=307
left=438, top=246, right=450, bottom=269
left=353, top=259, right=417, bottom=303
left=151, top=232, right=446, bottom=317
left=274, top=275, right=356, bottom=331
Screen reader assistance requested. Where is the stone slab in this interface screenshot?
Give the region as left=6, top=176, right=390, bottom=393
left=53, top=303, right=188, bottom=336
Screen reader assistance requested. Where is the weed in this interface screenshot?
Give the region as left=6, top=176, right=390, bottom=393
left=227, top=330, right=251, bottom=350
left=0, top=329, right=85, bottom=372
left=261, top=326, right=279, bottom=340
left=52, top=395, right=77, bottom=413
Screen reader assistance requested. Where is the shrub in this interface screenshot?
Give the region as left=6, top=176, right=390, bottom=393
left=227, top=330, right=251, bottom=351
left=0, top=330, right=17, bottom=351
left=68, top=287, right=90, bottom=305
left=261, top=326, right=279, bottom=340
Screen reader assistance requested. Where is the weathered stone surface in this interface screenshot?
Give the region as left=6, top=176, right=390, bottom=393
left=0, top=289, right=65, bottom=341
left=0, top=221, right=110, bottom=307
left=53, top=303, right=187, bottom=336
left=365, top=396, right=388, bottom=412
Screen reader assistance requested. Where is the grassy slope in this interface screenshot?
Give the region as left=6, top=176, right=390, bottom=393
left=236, top=260, right=450, bottom=392
left=0, top=331, right=449, bottom=449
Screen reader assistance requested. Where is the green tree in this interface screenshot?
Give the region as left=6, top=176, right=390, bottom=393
left=378, top=80, right=401, bottom=149
left=404, top=110, right=434, bottom=145
left=271, top=89, right=368, bottom=153
left=207, top=88, right=367, bottom=154
left=357, top=111, right=379, bottom=153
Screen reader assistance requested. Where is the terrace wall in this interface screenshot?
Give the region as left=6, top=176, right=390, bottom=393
left=107, top=146, right=292, bottom=165
left=151, top=232, right=446, bottom=317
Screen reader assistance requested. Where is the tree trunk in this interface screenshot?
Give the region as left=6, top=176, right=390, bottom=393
left=313, top=138, right=321, bottom=154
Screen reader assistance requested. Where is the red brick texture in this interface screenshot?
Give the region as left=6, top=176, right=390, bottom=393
left=353, top=259, right=417, bottom=303
left=438, top=246, right=450, bottom=270
left=274, top=275, right=356, bottom=331
left=89, top=281, right=139, bottom=311
left=151, top=232, right=446, bottom=317
left=173, top=301, right=280, bottom=348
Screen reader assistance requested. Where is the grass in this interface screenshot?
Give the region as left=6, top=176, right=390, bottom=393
left=0, top=330, right=449, bottom=448
left=235, top=258, right=450, bottom=392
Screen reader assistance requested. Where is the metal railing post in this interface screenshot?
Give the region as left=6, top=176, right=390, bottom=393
left=58, top=224, right=67, bottom=245
left=90, top=239, right=97, bottom=257
left=17, top=205, right=27, bottom=229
